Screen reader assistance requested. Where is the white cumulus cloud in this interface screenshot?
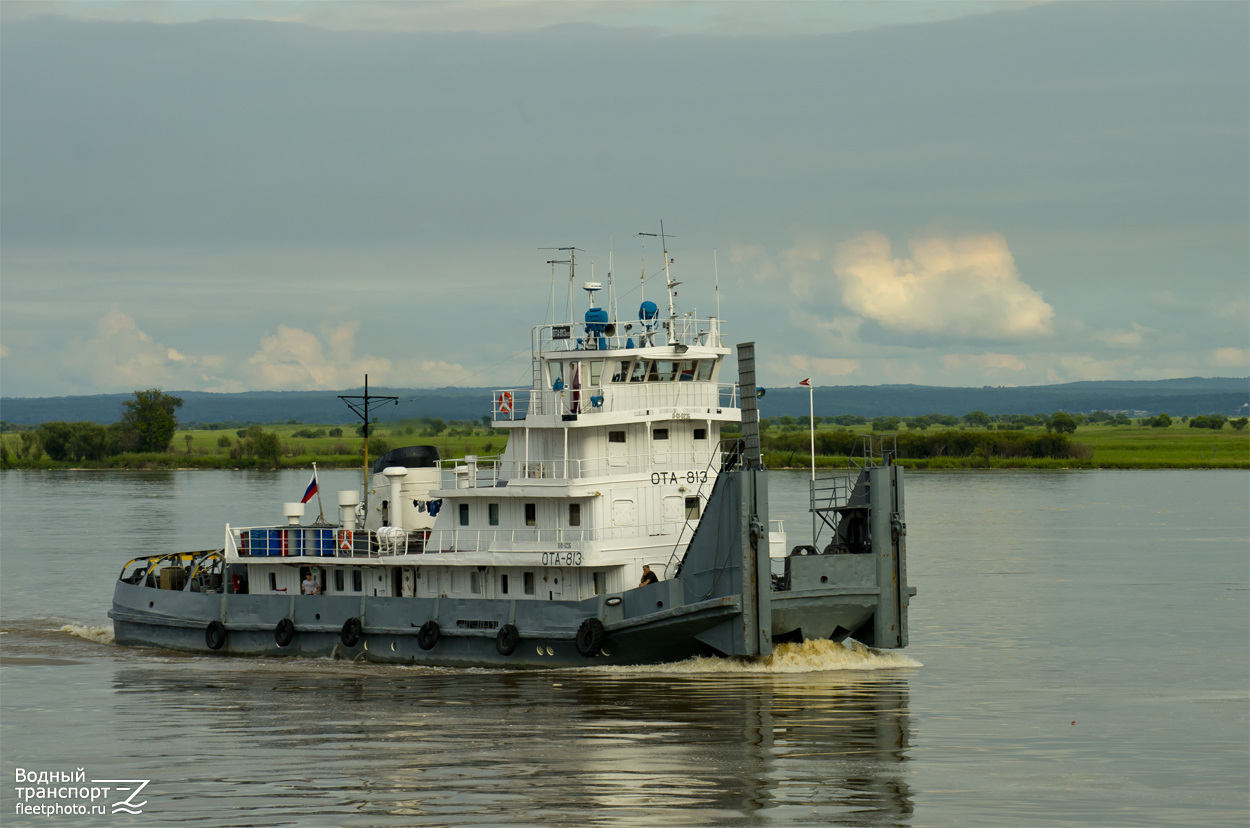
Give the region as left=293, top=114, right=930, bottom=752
left=833, top=232, right=1055, bottom=340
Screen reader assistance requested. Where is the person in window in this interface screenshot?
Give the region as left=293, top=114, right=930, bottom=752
left=302, top=569, right=320, bottom=595
left=639, top=565, right=659, bottom=587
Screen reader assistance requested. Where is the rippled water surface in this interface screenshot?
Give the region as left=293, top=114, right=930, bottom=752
left=2, top=468, right=1247, bottom=826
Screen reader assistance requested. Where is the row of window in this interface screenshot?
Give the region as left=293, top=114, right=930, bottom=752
left=607, top=427, right=707, bottom=442
left=459, top=501, right=581, bottom=527
left=548, top=359, right=716, bottom=388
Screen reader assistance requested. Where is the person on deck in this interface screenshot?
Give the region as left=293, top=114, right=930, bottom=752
left=639, top=565, right=659, bottom=587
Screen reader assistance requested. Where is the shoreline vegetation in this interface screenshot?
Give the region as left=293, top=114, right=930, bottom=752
left=3, top=415, right=1247, bottom=472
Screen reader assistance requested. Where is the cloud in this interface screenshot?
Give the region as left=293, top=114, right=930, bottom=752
left=833, top=232, right=1055, bottom=341
left=1210, top=347, right=1249, bottom=371
left=76, top=308, right=237, bottom=392
left=941, top=352, right=1028, bottom=374
left=243, top=323, right=470, bottom=390
left=1046, top=354, right=1140, bottom=383
left=1092, top=323, right=1154, bottom=349
left=0, top=344, right=10, bottom=358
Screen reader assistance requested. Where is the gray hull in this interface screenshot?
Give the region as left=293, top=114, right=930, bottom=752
left=110, top=465, right=913, bottom=666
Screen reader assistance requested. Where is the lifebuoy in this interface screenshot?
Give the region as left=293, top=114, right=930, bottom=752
left=275, top=618, right=295, bottom=647
left=496, top=623, right=520, bottom=656
left=417, top=620, right=440, bottom=650
left=497, top=391, right=513, bottom=414
left=205, top=619, right=226, bottom=651
left=340, top=617, right=362, bottom=647
left=337, top=530, right=353, bottom=553
left=575, top=618, right=605, bottom=657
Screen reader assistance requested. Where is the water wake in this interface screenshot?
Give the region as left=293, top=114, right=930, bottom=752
left=57, top=624, right=115, bottom=646
left=598, top=638, right=922, bottom=675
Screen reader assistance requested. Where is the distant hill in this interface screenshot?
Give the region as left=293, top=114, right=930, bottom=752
left=1, top=378, right=1246, bottom=427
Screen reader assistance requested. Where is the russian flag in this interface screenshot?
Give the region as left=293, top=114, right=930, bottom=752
left=300, top=474, right=319, bottom=504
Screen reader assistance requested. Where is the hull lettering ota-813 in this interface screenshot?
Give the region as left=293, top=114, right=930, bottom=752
left=110, top=234, right=914, bottom=666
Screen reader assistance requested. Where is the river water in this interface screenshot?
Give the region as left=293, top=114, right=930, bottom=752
left=1, top=468, right=1246, bottom=827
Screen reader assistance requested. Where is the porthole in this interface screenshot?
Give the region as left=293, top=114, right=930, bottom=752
left=315, top=613, right=321, bottom=620
left=656, top=601, right=664, bottom=608
left=605, top=597, right=622, bottom=607
left=545, top=646, right=554, bottom=656
left=363, top=640, right=370, bottom=651
left=820, top=575, right=828, bottom=584
left=536, top=645, right=544, bottom=656
left=148, top=601, right=154, bottom=608
left=390, top=641, right=397, bottom=652
left=601, top=648, right=611, bottom=657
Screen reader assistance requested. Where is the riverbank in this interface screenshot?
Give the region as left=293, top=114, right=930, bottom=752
left=2, top=422, right=1246, bottom=470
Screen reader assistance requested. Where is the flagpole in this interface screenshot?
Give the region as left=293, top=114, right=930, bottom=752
left=808, top=380, right=815, bottom=483
left=312, top=462, right=325, bottom=522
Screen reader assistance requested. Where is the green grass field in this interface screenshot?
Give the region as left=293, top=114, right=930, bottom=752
left=2, top=421, right=1247, bottom=470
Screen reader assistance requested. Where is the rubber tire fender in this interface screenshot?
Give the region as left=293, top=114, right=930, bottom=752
left=340, top=617, right=362, bottom=648
left=495, top=623, right=520, bottom=656
left=417, top=620, right=440, bottom=651
left=275, top=618, right=295, bottom=648
left=575, top=618, right=605, bottom=657
left=205, top=619, right=226, bottom=651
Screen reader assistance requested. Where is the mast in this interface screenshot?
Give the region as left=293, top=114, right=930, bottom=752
left=339, top=374, right=398, bottom=516
left=659, top=222, right=681, bottom=346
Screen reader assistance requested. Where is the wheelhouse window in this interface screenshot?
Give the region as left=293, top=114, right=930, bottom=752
left=569, top=503, right=581, bottom=526
left=629, top=361, right=648, bottom=382
left=653, top=361, right=678, bottom=381
left=489, top=503, right=499, bottom=526
left=679, top=361, right=697, bottom=381
left=459, top=503, right=470, bottom=526
left=697, top=361, right=715, bottom=381
left=589, top=360, right=604, bottom=386
left=525, top=503, right=536, bottom=526
left=548, top=362, right=564, bottom=389
left=612, top=360, right=631, bottom=382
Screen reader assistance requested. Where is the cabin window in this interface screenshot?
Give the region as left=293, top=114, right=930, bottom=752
left=593, top=571, right=606, bottom=596
left=629, top=361, right=648, bottom=382
left=589, top=360, right=604, bottom=386
left=459, top=503, right=470, bottom=526
left=653, top=428, right=669, bottom=440
left=686, top=497, right=701, bottom=520
left=525, top=503, right=536, bottom=526
left=612, top=360, right=631, bottom=382
left=470, top=570, right=482, bottom=594
left=697, top=361, right=714, bottom=381
left=352, top=570, right=362, bottom=592
left=268, top=572, right=277, bottom=592
left=569, top=503, right=581, bottom=526
left=501, top=573, right=510, bottom=595
left=523, top=572, right=535, bottom=595
left=334, top=569, right=344, bottom=592
left=489, top=503, right=499, bottom=526
left=609, top=430, right=626, bottom=443
left=694, top=428, right=707, bottom=440
left=679, top=360, right=697, bottom=381
left=548, top=362, right=563, bottom=389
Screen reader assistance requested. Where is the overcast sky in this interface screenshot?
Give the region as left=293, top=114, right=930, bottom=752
left=2, top=1, right=1247, bottom=399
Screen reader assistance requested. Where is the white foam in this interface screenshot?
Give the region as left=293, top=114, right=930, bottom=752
left=56, top=624, right=115, bottom=645
left=595, top=638, right=923, bottom=674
